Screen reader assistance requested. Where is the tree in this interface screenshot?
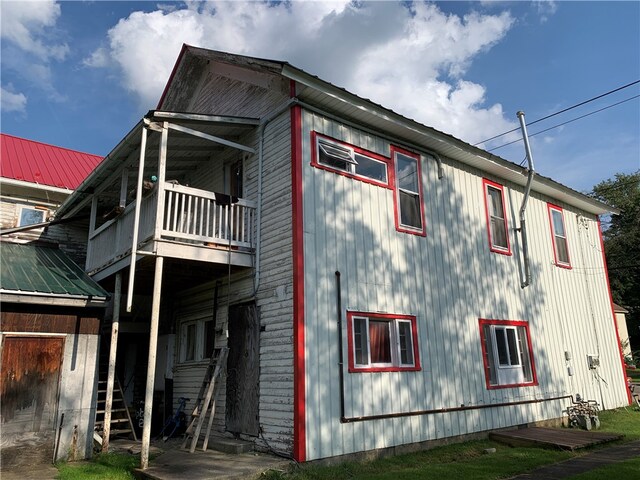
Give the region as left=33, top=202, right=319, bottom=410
left=591, top=171, right=640, bottom=362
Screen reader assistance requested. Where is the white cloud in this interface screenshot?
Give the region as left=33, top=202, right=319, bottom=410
left=82, top=47, right=111, bottom=68
left=533, top=1, right=558, bottom=23
left=0, top=0, right=68, bottom=60
left=1, top=86, right=27, bottom=113
left=87, top=1, right=517, bottom=143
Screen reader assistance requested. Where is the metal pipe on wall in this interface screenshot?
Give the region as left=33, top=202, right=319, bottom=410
left=517, top=111, right=536, bottom=289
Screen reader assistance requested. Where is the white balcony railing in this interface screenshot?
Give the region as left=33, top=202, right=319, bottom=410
left=87, top=183, right=256, bottom=273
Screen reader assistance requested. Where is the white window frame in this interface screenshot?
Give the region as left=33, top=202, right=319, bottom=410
left=179, top=320, right=201, bottom=363
left=18, top=205, right=47, bottom=228
left=393, top=149, right=424, bottom=234
left=349, top=313, right=419, bottom=372
left=548, top=204, right=571, bottom=267
left=480, top=320, right=536, bottom=389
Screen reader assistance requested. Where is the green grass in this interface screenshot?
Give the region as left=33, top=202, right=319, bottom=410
left=56, top=452, right=138, bottom=480
left=626, top=368, right=640, bottom=382
left=263, top=408, right=640, bottom=480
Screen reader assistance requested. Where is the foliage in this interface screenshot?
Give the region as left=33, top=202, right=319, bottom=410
left=56, top=453, right=138, bottom=480
left=591, top=171, right=640, bottom=359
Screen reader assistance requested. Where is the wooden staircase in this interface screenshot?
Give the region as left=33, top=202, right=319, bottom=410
left=94, top=338, right=137, bottom=442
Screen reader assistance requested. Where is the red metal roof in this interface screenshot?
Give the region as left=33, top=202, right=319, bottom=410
left=1, top=133, right=102, bottom=190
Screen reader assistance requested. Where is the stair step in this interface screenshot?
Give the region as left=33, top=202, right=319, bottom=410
left=207, top=437, right=254, bottom=455
left=96, top=408, right=128, bottom=414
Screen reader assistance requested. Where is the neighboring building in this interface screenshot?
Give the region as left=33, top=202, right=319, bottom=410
left=54, top=46, right=631, bottom=464
left=0, top=133, right=103, bottom=263
left=0, top=134, right=107, bottom=466
left=613, top=303, right=633, bottom=362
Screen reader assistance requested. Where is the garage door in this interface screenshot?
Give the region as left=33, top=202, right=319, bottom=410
left=0, top=336, right=64, bottom=467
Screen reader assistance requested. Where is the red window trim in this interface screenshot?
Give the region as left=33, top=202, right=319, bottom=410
left=391, top=146, right=426, bottom=236
left=478, top=318, right=538, bottom=390
left=482, top=178, right=512, bottom=256
left=547, top=203, right=572, bottom=269
left=346, top=311, right=421, bottom=373
left=310, top=131, right=392, bottom=189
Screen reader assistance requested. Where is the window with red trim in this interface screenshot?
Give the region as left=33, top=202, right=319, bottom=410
left=311, top=132, right=389, bottom=187
left=347, top=311, right=421, bottom=372
left=479, top=319, right=537, bottom=389
left=482, top=179, right=511, bottom=255
left=392, top=148, right=425, bottom=235
left=547, top=203, right=571, bottom=268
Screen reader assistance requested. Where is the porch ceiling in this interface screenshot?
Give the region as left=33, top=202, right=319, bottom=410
left=57, top=111, right=259, bottom=219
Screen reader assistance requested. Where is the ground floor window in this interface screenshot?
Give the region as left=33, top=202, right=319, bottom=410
left=479, top=319, right=537, bottom=389
left=179, top=319, right=216, bottom=363
left=347, top=311, right=421, bottom=372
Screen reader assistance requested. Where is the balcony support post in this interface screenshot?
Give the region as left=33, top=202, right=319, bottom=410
left=126, top=125, right=148, bottom=312
left=154, top=123, right=168, bottom=241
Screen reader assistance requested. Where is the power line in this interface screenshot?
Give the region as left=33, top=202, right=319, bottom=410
left=474, top=80, right=640, bottom=145
left=487, top=94, right=640, bottom=152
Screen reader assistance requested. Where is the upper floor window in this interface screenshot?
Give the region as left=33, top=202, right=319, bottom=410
left=479, top=319, right=537, bottom=389
left=547, top=203, right=571, bottom=268
left=393, top=148, right=425, bottom=236
left=482, top=179, right=511, bottom=255
left=312, top=132, right=389, bottom=187
left=18, top=206, right=47, bottom=227
left=347, top=311, right=421, bottom=373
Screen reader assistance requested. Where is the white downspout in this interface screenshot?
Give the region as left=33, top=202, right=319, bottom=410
left=517, top=111, right=536, bottom=289
left=253, top=98, right=298, bottom=295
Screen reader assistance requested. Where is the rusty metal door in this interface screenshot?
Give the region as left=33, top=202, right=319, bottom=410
left=0, top=336, right=64, bottom=467
left=225, top=302, right=259, bottom=436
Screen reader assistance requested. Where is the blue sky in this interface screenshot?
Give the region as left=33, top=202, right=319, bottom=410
left=1, top=1, right=638, bottom=194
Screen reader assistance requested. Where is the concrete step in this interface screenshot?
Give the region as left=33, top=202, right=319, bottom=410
left=207, top=436, right=254, bottom=454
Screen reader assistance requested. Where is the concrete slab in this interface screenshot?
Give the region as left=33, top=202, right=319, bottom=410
left=133, top=448, right=291, bottom=480
left=1, top=464, right=59, bottom=480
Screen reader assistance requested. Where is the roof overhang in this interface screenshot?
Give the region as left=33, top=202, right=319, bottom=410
left=57, top=111, right=260, bottom=219
left=282, top=65, right=618, bottom=216
left=0, top=290, right=108, bottom=308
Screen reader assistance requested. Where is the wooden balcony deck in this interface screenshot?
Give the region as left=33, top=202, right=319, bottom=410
left=87, top=182, right=256, bottom=279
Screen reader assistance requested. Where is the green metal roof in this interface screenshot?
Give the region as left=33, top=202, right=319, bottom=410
left=1, top=242, right=108, bottom=300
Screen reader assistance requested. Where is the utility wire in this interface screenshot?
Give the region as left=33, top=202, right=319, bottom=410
left=474, top=80, right=640, bottom=145
left=487, top=94, right=640, bottom=152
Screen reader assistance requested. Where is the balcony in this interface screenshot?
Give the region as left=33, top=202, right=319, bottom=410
left=87, top=182, right=256, bottom=279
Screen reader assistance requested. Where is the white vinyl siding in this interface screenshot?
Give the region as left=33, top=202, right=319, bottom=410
left=301, top=109, right=629, bottom=460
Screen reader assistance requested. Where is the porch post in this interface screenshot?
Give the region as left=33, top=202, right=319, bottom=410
left=102, top=272, right=122, bottom=452
left=140, top=256, right=164, bottom=470
left=126, top=126, right=148, bottom=312
left=85, top=195, right=98, bottom=271
left=153, top=122, right=168, bottom=240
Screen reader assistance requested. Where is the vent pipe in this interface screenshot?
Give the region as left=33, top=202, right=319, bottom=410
left=517, top=111, right=536, bottom=288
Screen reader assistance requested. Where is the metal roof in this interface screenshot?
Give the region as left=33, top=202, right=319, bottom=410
left=0, top=133, right=103, bottom=190
left=0, top=242, right=108, bottom=303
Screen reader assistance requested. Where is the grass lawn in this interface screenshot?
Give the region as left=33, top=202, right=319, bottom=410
left=56, top=452, right=138, bottom=480
left=57, top=409, right=640, bottom=480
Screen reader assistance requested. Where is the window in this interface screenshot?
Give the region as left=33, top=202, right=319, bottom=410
left=181, top=321, right=198, bottom=362
left=311, top=132, right=389, bottom=186
left=180, top=318, right=217, bottom=363
left=392, top=148, right=425, bottom=235
left=482, top=179, right=511, bottom=255
left=479, top=319, right=537, bottom=389
left=547, top=203, right=571, bottom=268
left=347, top=311, right=420, bottom=372
left=18, top=206, right=46, bottom=227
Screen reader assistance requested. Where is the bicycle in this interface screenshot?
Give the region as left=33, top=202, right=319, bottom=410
left=155, top=397, right=190, bottom=441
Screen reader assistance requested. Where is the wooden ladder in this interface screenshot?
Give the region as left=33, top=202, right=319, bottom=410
left=182, top=347, right=229, bottom=453
left=95, top=374, right=137, bottom=441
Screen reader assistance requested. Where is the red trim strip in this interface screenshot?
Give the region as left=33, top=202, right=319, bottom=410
left=391, top=146, right=426, bottom=236
left=157, top=43, right=189, bottom=109
left=478, top=318, right=538, bottom=390
left=482, top=178, right=512, bottom=256
left=291, top=105, right=306, bottom=461
left=547, top=203, right=572, bottom=269
left=597, top=217, right=633, bottom=405
left=346, top=311, right=421, bottom=373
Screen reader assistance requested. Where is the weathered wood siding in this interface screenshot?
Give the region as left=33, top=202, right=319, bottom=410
left=300, top=110, right=629, bottom=460
left=170, top=66, right=294, bottom=453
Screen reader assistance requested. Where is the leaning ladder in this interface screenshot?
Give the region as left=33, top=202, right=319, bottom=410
left=182, top=347, right=229, bottom=453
